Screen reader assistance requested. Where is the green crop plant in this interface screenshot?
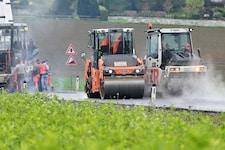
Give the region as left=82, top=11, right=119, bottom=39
left=0, top=91, right=224, bottom=150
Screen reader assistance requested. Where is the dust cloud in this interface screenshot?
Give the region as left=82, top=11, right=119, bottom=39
left=181, top=62, right=225, bottom=100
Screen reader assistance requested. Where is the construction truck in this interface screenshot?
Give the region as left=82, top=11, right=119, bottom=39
left=83, top=28, right=145, bottom=99
left=0, top=0, right=39, bottom=91
left=144, top=27, right=207, bottom=96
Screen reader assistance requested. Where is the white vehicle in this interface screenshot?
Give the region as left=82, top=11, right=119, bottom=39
left=0, top=0, right=39, bottom=91
left=144, top=27, right=207, bottom=96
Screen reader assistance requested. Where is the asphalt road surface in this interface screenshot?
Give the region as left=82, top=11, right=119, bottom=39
left=48, top=91, right=225, bottom=112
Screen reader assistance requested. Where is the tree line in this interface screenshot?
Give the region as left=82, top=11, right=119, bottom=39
left=12, top=0, right=225, bottom=20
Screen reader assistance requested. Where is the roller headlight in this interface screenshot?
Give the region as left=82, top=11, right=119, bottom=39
left=195, top=66, right=205, bottom=72
left=103, top=68, right=115, bottom=75
left=135, top=69, right=140, bottom=73
left=133, top=66, right=145, bottom=75
left=170, top=67, right=180, bottom=72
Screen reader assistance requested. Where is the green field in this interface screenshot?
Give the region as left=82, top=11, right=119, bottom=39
left=0, top=91, right=224, bottom=150
left=51, top=77, right=85, bottom=91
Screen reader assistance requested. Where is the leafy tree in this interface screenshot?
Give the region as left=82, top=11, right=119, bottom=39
left=90, top=0, right=100, bottom=17
left=151, top=0, right=165, bottom=11
left=171, top=0, right=185, bottom=12
left=100, top=0, right=136, bottom=14
left=108, top=0, right=127, bottom=14
left=98, top=0, right=110, bottom=13
left=134, top=0, right=172, bottom=12
left=77, top=0, right=88, bottom=16
left=51, top=0, right=73, bottom=15
left=77, top=0, right=100, bottom=18
left=134, top=0, right=150, bottom=12
left=204, top=0, right=213, bottom=7
left=183, top=0, right=204, bottom=18
left=90, top=0, right=185, bottom=15
left=163, top=0, right=173, bottom=14
left=129, top=0, right=136, bottom=10
left=99, top=5, right=108, bottom=21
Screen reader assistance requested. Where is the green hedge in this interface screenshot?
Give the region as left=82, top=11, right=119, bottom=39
left=99, top=5, right=108, bottom=21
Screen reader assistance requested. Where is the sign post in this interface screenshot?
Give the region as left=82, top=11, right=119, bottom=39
left=65, top=44, right=77, bottom=89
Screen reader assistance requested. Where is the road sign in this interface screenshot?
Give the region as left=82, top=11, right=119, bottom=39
left=65, top=44, right=77, bottom=55
left=66, top=55, right=77, bottom=65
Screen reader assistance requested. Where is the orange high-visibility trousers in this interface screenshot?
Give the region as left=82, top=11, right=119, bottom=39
left=48, top=75, right=53, bottom=87
left=33, top=74, right=40, bottom=90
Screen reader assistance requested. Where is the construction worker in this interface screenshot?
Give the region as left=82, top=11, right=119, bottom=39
left=45, top=60, right=54, bottom=91
left=14, top=60, right=26, bottom=92
left=102, top=38, right=109, bottom=46
left=27, top=38, right=36, bottom=59
left=101, top=33, right=113, bottom=54
left=40, top=60, right=49, bottom=92
left=36, top=59, right=43, bottom=91
left=31, top=61, right=40, bottom=91
left=148, top=23, right=153, bottom=29
left=113, top=33, right=122, bottom=54
left=101, top=33, right=109, bottom=46
left=162, top=35, right=169, bottom=50
left=184, top=39, right=192, bottom=53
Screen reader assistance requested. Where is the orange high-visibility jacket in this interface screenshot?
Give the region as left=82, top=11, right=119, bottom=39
left=102, top=38, right=109, bottom=46
left=39, top=63, right=47, bottom=75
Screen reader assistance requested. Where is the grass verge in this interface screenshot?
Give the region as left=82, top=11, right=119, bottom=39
left=51, top=76, right=85, bottom=91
